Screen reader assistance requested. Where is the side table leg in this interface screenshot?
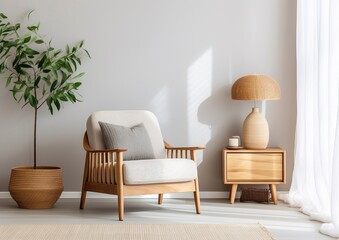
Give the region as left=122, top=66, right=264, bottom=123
left=229, top=184, right=238, bottom=204
left=269, top=184, right=278, bottom=205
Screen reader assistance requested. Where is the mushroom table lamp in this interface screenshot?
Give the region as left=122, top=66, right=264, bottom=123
left=231, top=74, right=281, bottom=149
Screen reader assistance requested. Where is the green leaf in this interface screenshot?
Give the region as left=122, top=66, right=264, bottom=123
left=50, top=80, right=58, bottom=92
left=28, top=94, right=38, bottom=108
left=28, top=10, right=34, bottom=20
left=54, top=60, right=63, bottom=70
left=35, top=39, right=44, bottom=44
left=11, top=86, right=19, bottom=101
left=72, top=72, right=85, bottom=80
left=2, top=44, right=12, bottom=56
left=14, top=80, right=26, bottom=85
left=46, top=97, right=53, bottom=115
left=24, top=48, right=39, bottom=55
left=16, top=68, right=29, bottom=76
left=54, top=99, right=61, bottom=110
left=14, top=23, right=20, bottom=31
left=17, top=95, right=23, bottom=104
left=24, top=87, right=32, bottom=101
left=42, top=58, right=52, bottom=69
left=13, top=55, right=21, bottom=68
left=0, top=13, right=8, bottom=19
left=59, top=93, right=68, bottom=102
left=52, top=69, right=58, bottom=80
left=73, top=82, right=82, bottom=89
left=46, top=97, right=52, bottom=106
left=67, top=92, right=76, bottom=103
left=64, top=61, right=72, bottom=73
left=0, top=62, right=4, bottom=73
left=84, top=49, right=91, bottom=58
left=38, top=54, right=46, bottom=68
left=42, top=84, right=46, bottom=95
left=18, top=63, right=32, bottom=68
left=34, top=76, right=41, bottom=87
left=23, top=35, right=31, bottom=43
left=27, top=25, right=38, bottom=32
left=79, top=40, right=84, bottom=48
left=70, top=58, right=77, bottom=72
left=18, top=82, right=26, bottom=91
left=60, top=71, right=70, bottom=86
left=53, top=49, right=62, bottom=57
left=43, top=75, right=51, bottom=86
left=74, top=57, right=81, bottom=65
left=6, top=76, right=12, bottom=87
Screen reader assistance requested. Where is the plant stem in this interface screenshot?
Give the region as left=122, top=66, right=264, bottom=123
left=32, top=66, right=38, bottom=169
left=33, top=79, right=38, bottom=169
left=34, top=106, right=37, bottom=169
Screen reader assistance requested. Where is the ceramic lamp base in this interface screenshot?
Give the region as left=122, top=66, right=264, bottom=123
left=242, top=107, right=269, bottom=149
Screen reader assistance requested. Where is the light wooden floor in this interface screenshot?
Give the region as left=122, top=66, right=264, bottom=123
left=0, top=198, right=335, bottom=240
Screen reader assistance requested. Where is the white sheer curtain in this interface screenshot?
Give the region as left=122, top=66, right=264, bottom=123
left=283, top=0, right=339, bottom=238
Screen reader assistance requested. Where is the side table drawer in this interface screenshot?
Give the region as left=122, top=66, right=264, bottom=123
left=226, top=153, right=283, bottom=182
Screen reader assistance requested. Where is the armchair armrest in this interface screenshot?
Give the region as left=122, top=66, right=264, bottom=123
left=165, top=146, right=205, bottom=151
left=164, top=140, right=205, bottom=151
left=83, top=133, right=127, bottom=153
left=164, top=140, right=205, bottom=161
left=84, top=146, right=128, bottom=153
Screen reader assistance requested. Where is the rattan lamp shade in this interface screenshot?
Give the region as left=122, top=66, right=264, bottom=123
left=231, top=74, right=281, bottom=149
left=231, top=75, right=281, bottom=100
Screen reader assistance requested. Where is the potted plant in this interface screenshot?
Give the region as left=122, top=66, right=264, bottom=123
left=0, top=12, right=90, bottom=208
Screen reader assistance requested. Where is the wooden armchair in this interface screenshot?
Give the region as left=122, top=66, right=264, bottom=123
left=80, top=111, right=204, bottom=221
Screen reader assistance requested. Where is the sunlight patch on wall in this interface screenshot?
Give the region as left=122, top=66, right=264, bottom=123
left=149, top=85, right=170, bottom=127
left=187, top=48, right=213, bottom=150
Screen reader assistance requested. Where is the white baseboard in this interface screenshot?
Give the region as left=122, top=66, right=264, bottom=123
left=0, top=192, right=11, bottom=198
left=0, top=191, right=288, bottom=199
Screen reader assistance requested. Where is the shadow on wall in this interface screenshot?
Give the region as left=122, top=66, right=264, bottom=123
left=146, top=47, right=241, bottom=192
left=197, top=85, right=244, bottom=191
left=183, top=47, right=245, bottom=191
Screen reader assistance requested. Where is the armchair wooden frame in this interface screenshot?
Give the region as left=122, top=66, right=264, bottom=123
left=80, top=133, right=204, bottom=221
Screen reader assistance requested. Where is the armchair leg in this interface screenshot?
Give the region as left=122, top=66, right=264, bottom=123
left=158, top=194, right=163, bottom=205
left=118, top=194, right=124, bottom=221
left=117, top=152, right=124, bottom=221
left=80, top=190, right=87, bottom=209
left=80, top=155, right=89, bottom=209
left=193, top=179, right=201, bottom=214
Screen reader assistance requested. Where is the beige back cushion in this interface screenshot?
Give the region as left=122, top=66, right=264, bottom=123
left=86, top=111, right=166, bottom=159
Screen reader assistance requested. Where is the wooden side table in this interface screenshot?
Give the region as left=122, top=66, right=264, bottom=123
left=222, top=148, right=286, bottom=204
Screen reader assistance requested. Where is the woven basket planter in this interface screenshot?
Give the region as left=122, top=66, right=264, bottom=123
left=8, top=166, right=64, bottom=209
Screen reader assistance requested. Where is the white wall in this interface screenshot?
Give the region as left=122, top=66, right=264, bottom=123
left=0, top=0, right=296, bottom=191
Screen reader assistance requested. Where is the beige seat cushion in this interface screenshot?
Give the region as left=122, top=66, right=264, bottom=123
left=122, top=159, right=197, bottom=185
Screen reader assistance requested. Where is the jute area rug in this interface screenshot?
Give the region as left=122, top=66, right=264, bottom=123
left=0, top=223, right=277, bottom=240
